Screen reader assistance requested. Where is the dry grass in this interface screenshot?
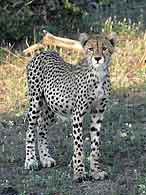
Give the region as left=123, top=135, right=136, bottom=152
left=111, top=35, right=146, bottom=90
left=0, top=49, right=28, bottom=113
left=0, top=34, right=146, bottom=113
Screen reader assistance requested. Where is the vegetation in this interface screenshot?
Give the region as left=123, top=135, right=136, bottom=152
left=0, top=7, right=146, bottom=195
left=0, top=0, right=103, bottom=43
left=0, top=18, right=145, bottom=113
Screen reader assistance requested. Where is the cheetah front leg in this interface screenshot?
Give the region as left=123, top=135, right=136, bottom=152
left=90, top=98, right=108, bottom=180
left=72, top=110, right=86, bottom=182
left=37, top=100, right=56, bottom=168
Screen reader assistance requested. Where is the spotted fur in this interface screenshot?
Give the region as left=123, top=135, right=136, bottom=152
left=25, top=33, right=116, bottom=182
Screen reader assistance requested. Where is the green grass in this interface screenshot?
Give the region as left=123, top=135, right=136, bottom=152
left=0, top=94, right=146, bottom=194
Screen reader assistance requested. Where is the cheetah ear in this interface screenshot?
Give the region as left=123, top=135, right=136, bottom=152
left=79, top=33, right=89, bottom=47
left=108, top=32, right=117, bottom=47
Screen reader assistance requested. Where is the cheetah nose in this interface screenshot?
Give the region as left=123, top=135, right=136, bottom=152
left=94, top=57, right=102, bottom=62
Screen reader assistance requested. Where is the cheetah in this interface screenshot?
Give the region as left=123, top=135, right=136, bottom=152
left=25, top=32, right=116, bottom=182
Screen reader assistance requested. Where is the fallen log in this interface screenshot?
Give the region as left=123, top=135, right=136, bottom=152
left=23, top=30, right=83, bottom=56
left=23, top=43, right=44, bottom=56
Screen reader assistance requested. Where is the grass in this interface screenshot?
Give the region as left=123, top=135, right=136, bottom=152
left=0, top=28, right=146, bottom=113
left=0, top=95, right=146, bottom=194
left=0, top=21, right=146, bottom=194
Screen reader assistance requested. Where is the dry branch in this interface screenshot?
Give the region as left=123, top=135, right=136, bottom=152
left=23, top=31, right=83, bottom=56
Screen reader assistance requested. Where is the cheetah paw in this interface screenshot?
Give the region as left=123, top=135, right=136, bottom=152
left=90, top=170, right=108, bottom=180
left=73, top=173, right=88, bottom=183
left=24, top=158, right=39, bottom=170
left=40, top=157, right=56, bottom=168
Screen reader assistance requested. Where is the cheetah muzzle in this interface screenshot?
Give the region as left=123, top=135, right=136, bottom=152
left=25, top=32, right=116, bottom=182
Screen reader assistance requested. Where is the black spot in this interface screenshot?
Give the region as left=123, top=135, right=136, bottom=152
left=28, top=134, right=31, bottom=138
left=73, top=116, right=76, bottom=121
left=84, top=103, right=88, bottom=108
left=102, top=97, right=106, bottom=101
left=77, top=117, right=80, bottom=121
left=80, top=106, right=83, bottom=110
left=27, top=145, right=33, bottom=149
left=91, top=127, right=97, bottom=131
left=29, top=107, right=32, bottom=112
left=75, top=141, right=78, bottom=145
left=78, top=144, right=80, bottom=148
left=102, top=103, right=106, bottom=108
left=39, top=100, right=43, bottom=106
left=99, top=109, right=104, bottom=113
left=96, top=119, right=102, bottom=124
left=73, top=123, right=78, bottom=128
left=32, top=115, right=36, bottom=119
left=79, top=122, right=82, bottom=127
left=73, top=130, right=77, bottom=134
left=45, top=110, right=49, bottom=115
left=39, top=132, right=45, bottom=136
left=90, top=73, right=94, bottom=77
left=36, top=96, right=40, bottom=101
left=97, top=131, right=100, bottom=136
left=29, top=122, right=35, bottom=125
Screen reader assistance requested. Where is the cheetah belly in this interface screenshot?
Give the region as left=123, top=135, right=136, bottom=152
left=44, top=83, right=76, bottom=115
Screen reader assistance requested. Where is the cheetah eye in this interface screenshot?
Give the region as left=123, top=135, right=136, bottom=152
left=88, top=47, right=94, bottom=51
left=103, top=46, right=107, bottom=51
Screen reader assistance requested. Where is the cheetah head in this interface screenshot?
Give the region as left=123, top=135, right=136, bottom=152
left=79, top=33, right=116, bottom=68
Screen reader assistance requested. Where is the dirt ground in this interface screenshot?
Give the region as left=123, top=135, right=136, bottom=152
left=0, top=94, right=146, bottom=195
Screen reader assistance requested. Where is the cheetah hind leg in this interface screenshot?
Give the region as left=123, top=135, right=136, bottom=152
left=37, top=99, right=56, bottom=168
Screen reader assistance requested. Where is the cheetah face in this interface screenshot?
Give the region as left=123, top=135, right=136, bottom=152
left=79, top=33, right=116, bottom=68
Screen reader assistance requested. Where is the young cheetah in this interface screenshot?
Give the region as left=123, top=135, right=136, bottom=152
left=25, top=32, right=116, bottom=182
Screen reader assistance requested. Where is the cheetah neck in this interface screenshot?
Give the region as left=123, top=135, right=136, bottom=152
left=86, top=59, right=111, bottom=82
left=94, top=66, right=109, bottom=82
